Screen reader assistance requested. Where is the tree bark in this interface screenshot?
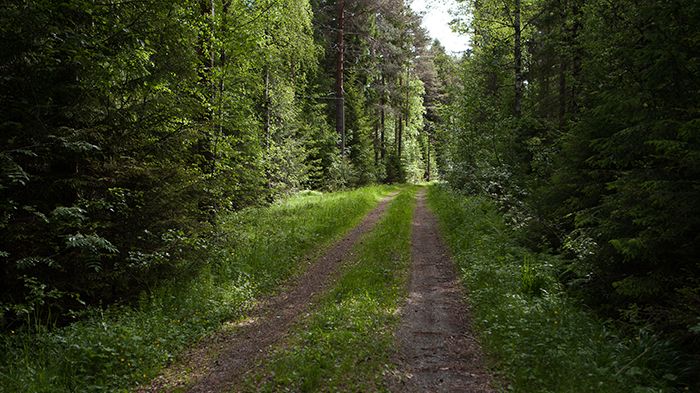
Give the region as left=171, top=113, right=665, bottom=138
left=397, top=115, right=403, bottom=158
left=558, top=58, right=567, bottom=128
left=380, top=74, right=386, bottom=160
left=405, top=66, right=410, bottom=126
left=374, top=124, right=379, bottom=165
left=558, top=0, right=568, bottom=129
left=264, top=63, right=271, bottom=149
left=397, top=75, right=403, bottom=158
left=570, top=0, right=582, bottom=115
left=196, top=0, right=217, bottom=175
left=336, top=0, right=346, bottom=155
left=514, top=0, right=523, bottom=118
left=426, top=137, right=431, bottom=181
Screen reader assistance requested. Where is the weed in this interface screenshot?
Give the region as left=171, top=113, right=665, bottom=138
left=427, top=185, right=677, bottom=393
left=0, top=186, right=396, bottom=393
left=244, top=187, right=418, bottom=392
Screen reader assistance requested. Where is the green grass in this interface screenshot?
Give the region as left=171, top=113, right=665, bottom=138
left=426, top=184, right=678, bottom=393
left=0, top=185, right=397, bottom=393
left=243, top=186, right=418, bottom=392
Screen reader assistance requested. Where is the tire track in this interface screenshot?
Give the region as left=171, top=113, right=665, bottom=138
left=139, top=192, right=398, bottom=393
left=390, top=189, right=493, bottom=392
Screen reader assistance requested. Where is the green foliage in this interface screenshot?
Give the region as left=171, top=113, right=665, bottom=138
left=428, top=185, right=680, bottom=393
left=520, top=254, right=552, bottom=297
left=310, top=0, right=437, bottom=186
left=0, top=186, right=395, bottom=392
left=0, top=0, right=442, bottom=345
left=324, top=154, right=355, bottom=191
left=0, top=0, right=334, bottom=330
left=552, top=0, right=700, bottom=331
left=344, top=76, right=379, bottom=185
left=245, top=187, right=416, bottom=392
left=260, top=0, right=322, bottom=198
left=400, top=78, right=428, bottom=183
left=446, top=0, right=700, bottom=383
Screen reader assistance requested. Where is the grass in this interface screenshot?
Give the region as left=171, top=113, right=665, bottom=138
left=426, top=184, right=679, bottom=393
left=0, top=185, right=397, bottom=393
left=243, top=186, right=418, bottom=392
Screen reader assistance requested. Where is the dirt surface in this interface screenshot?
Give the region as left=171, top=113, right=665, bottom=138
left=138, top=193, right=397, bottom=393
left=390, top=190, right=494, bottom=393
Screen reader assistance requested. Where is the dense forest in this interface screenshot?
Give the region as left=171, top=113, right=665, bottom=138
left=443, top=0, right=700, bottom=384
left=1, top=0, right=698, bottom=390
left=1, top=0, right=442, bottom=319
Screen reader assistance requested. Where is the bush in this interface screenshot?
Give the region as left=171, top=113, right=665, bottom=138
left=427, top=185, right=681, bottom=392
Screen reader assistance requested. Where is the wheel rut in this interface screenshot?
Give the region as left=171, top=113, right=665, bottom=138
left=138, top=192, right=398, bottom=393
left=390, top=189, right=493, bottom=392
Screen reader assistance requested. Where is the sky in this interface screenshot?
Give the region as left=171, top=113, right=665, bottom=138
left=409, top=0, right=470, bottom=54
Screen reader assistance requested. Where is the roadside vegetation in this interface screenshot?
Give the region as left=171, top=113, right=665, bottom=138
left=0, top=186, right=395, bottom=393
left=2, top=0, right=697, bottom=390
left=427, top=185, right=680, bottom=393
left=244, top=187, right=417, bottom=392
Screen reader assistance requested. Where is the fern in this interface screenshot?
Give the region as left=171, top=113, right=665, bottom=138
left=66, top=233, right=119, bottom=255
left=0, top=153, right=29, bottom=186
left=48, top=134, right=101, bottom=153
left=15, top=257, right=56, bottom=270
left=51, top=206, right=87, bottom=226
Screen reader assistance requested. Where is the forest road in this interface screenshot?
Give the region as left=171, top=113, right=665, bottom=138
left=389, top=189, right=494, bottom=393
left=137, top=192, right=398, bottom=393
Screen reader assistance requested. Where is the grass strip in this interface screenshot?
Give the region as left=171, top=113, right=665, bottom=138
left=0, top=185, right=397, bottom=393
left=426, top=184, right=677, bottom=393
left=244, top=186, right=418, bottom=392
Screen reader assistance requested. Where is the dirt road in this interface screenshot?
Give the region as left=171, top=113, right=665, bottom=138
left=391, top=190, right=493, bottom=392
left=139, top=193, right=397, bottom=393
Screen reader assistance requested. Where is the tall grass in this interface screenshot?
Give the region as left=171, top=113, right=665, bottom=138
left=244, top=187, right=418, bottom=392
left=0, top=185, right=396, bottom=393
left=427, top=185, right=679, bottom=393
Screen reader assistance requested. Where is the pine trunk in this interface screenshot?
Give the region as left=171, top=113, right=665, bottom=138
left=336, top=0, right=346, bottom=155
left=514, top=0, right=523, bottom=118
left=380, top=75, right=386, bottom=160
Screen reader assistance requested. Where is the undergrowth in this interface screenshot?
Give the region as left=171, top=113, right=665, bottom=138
left=427, top=184, right=679, bottom=393
left=0, top=185, right=396, bottom=393
left=244, top=187, right=417, bottom=392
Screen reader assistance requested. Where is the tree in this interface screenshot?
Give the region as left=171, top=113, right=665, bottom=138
left=446, top=0, right=700, bottom=384
left=336, top=0, right=346, bottom=154
left=0, top=0, right=322, bottom=327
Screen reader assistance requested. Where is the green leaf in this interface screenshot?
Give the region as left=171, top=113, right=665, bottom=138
left=16, top=257, right=56, bottom=269
left=66, top=233, right=119, bottom=254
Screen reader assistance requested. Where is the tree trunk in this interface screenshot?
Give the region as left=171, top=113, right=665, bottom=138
left=209, top=0, right=217, bottom=174
left=374, top=124, right=379, bottom=165
left=570, top=0, right=582, bottom=115
left=264, top=63, right=271, bottom=149
left=405, top=66, right=410, bottom=126
left=397, top=75, right=403, bottom=158
left=380, top=74, right=386, bottom=160
left=426, top=137, right=431, bottom=181
left=514, top=0, right=523, bottom=118
left=397, top=116, right=403, bottom=158
left=197, top=0, right=217, bottom=175
left=336, top=0, right=346, bottom=155
left=215, top=0, right=231, bottom=166
left=558, top=0, right=568, bottom=129
left=558, top=58, right=567, bottom=129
